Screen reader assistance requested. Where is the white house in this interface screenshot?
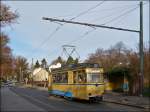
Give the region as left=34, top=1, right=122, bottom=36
left=49, top=63, right=61, bottom=72
left=32, top=68, right=49, bottom=81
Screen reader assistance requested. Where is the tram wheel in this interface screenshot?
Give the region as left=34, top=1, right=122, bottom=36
left=89, top=99, right=94, bottom=103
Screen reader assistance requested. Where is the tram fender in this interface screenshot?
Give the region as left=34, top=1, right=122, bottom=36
left=64, top=91, right=72, bottom=97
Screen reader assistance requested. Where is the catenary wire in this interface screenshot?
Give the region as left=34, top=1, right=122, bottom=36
left=70, top=0, right=105, bottom=20
left=89, top=4, right=139, bottom=23
left=105, top=2, right=148, bottom=26
left=47, top=2, right=148, bottom=61
left=66, top=4, right=141, bottom=48
left=52, top=4, right=139, bottom=19
left=32, top=1, right=105, bottom=54
left=36, top=1, right=106, bottom=59
left=102, top=5, right=140, bottom=25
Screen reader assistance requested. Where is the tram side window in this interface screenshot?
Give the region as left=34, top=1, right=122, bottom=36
left=52, top=73, right=68, bottom=83
left=56, top=75, right=61, bottom=83
left=78, top=74, right=86, bottom=83
left=52, top=75, right=56, bottom=83
left=61, top=73, right=68, bottom=83
left=74, top=72, right=86, bottom=83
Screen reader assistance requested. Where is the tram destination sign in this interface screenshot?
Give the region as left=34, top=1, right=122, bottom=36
left=86, top=68, right=103, bottom=73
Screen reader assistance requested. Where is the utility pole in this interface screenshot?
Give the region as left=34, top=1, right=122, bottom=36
left=32, top=58, right=33, bottom=87
left=43, top=1, right=144, bottom=95
left=19, top=67, right=22, bottom=83
left=139, top=1, right=144, bottom=96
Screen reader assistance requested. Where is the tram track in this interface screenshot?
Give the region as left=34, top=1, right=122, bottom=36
left=9, top=87, right=90, bottom=111
left=9, top=86, right=146, bottom=112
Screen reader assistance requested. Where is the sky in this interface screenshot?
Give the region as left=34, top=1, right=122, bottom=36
left=2, top=0, right=149, bottom=65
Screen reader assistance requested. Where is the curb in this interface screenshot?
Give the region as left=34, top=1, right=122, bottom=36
left=103, top=100, right=150, bottom=110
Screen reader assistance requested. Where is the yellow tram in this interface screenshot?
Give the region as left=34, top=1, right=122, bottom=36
left=48, top=63, right=104, bottom=102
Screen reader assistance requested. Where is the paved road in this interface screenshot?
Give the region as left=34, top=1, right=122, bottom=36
left=1, top=86, right=146, bottom=112
left=1, top=86, right=45, bottom=111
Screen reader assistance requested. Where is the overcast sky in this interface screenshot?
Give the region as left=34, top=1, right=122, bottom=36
left=3, top=1, right=149, bottom=65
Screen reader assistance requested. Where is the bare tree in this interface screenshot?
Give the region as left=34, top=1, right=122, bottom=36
left=13, top=56, right=29, bottom=81
left=0, top=3, right=18, bottom=27
left=85, top=41, right=149, bottom=95
left=0, top=3, right=19, bottom=80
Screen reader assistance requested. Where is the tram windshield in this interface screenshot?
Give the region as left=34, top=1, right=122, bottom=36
left=87, top=73, right=103, bottom=83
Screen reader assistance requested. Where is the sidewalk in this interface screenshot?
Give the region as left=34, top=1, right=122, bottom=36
left=103, top=92, right=150, bottom=110
left=1, top=87, right=45, bottom=111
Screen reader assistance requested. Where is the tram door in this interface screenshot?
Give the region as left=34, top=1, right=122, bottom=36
left=73, top=70, right=87, bottom=99
left=48, top=74, right=52, bottom=90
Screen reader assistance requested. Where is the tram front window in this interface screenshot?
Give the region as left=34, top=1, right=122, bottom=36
left=87, top=73, right=103, bottom=83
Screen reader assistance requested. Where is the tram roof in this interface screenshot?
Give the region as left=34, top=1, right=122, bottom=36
left=51, top=63, right=101, bottom=72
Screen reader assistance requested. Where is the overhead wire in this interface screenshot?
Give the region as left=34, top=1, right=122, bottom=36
left=109, top=9, right=138, bottom=27
left=36, top=1, right=105, bottom=50
left=105, top=2, right=148, bottom=26
left=67, top=27, right=96, bottom=45
left=52, top=1, right=148, bottom=47
left=70, top=0, right=105, bottom=20
left=52, top=4, right=139, bottom=20
left=30, top=0, right=105, bottom=57
left=89, top=4, right=139, bottom=23
left=63, top=1, right=108, bottom=48
left=47, top=2, right=148, bottom=61
left=67, top=3, right=141, bottom=48
left=88, top=4, right=140, bottom=13
left=96, top=3, right=148, bottom=26
left=101, top=3, right=147, bottom=26
left=29, top=26, right=61, bottom=57
left=41, top=1, right=106, bottom=59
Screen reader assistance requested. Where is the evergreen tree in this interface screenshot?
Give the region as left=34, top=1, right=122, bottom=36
left=34, top=60, right=40, bottom=68
left=51, top=56, right=65, bottom=65
left=74, top=58, right=79, bottom=64
left=41, top=58, right=47, bottom=69
left=66, top=56, right=74, bottom=65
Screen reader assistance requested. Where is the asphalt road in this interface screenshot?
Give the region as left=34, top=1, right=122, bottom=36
left=1, top=86, right=146, bottom=112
